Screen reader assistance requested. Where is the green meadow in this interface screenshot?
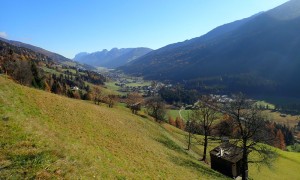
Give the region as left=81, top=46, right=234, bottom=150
left=0, top=76, right=226, bottom=179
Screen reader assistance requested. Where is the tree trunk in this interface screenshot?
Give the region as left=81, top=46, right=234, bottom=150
left=241, top=139, right=248, bottom=180
left=202, top=131, right=208, bottom=162
left=187, top=131, right=191, bottom=150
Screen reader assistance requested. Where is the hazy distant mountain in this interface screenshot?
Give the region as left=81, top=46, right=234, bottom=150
left=120, top=0, right=300, bottom=97
left=73, top=48, right=153, bottom=68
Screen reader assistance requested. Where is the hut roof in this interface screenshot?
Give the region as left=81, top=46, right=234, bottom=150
left=210, top=142, right=243, bottom=163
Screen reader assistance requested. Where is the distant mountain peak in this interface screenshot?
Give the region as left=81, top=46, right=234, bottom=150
left=73, top=47, right=152, bottom=68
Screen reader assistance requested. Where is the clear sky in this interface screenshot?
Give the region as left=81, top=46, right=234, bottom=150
left=0, top=0, right=289, bottom=59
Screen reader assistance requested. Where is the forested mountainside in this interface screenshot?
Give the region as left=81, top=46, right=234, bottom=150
left=120, top=0, right=300, bottom=97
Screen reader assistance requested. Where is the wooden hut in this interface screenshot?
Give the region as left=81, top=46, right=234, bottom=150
left=210, top=142, right=244, bottom=178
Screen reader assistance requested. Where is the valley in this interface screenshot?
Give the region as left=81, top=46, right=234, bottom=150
left=1, top=0, right=300, bottom=179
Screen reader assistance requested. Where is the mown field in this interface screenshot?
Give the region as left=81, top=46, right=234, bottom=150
left=0, top=76, right=227, bottom=179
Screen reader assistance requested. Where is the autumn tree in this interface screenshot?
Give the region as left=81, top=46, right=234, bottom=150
left=106, top=94, right=117, bottom=108
left=223, top=93, right=277, bottom=180
left=168, top=116, right=176, bottom=126
left=126, top=92, right=143, bottom=114
left=215, top=114, right=235, bottom=137
left=72, top=90, right=81, bottom=99
left=175, top=117, right=185, bottom=130
left=145, top=96, right=166, bottom=122
left=190, top=95, right=218, bottom=162
left=275, top=129, right=286, bottom=150
left=93, top=87, right=103, bottom=105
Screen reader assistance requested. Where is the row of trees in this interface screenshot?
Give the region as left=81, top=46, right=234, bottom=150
left=92, top=87, right=118, bottom=108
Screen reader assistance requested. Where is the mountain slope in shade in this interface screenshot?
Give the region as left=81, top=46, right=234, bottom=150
left=73, top=47, right=152, bottom=68
left=120, top=0, right=300, bottom=97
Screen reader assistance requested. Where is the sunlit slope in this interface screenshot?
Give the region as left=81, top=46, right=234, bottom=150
left=0, top=76, right=226, bottom=179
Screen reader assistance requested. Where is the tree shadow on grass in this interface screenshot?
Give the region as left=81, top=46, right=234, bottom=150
left=138, top=114, right=148, bottom=119
left=155, top=135, right=188, bottom=155
left=169, top=155, right=227, bottom=179
left=154, top=135, right=228, bottom=179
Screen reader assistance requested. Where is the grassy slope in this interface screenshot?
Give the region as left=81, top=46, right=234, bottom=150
left=0, top=76, right=226, bottom=179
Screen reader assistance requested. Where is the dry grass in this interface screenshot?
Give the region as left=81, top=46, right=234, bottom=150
left=264, top=110, right=299, bottom=127
left=0, top=76, right=226, bottom=179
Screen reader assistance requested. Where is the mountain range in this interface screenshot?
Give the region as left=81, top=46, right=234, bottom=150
left=73, top=48, right=152, bottom=68
left=120, top=0, right=300, bottom=97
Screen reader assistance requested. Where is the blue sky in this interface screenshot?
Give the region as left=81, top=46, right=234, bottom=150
left=0, top=0, right=289, bottom=58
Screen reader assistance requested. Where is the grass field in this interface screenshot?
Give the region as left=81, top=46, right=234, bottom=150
left=265, top=110, right=299, bottom=127
left=0, top=76, right=227, bottom=179
left=105, top=81, right=121, bottom=92
left=168, top=109, right=191, bottom=121
left=125, top=81, right=151, bottom=87
left=41, top=66, right=62, bottom=76
left=255, top=101, right=275, bottom=110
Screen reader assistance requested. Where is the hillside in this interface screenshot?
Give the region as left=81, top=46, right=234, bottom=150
left=0, top=37, right=95, bottom=71
left=74, top=47, right=152, bottom=68
left=0, top=37, right=71, bottom=63
left=1, top=76, right=300, bottom=179
left=0, top=76, right=225, bottom=179
left=0, top=39, right=52, bottom=63
left=120, top=0, right=300, bottom=97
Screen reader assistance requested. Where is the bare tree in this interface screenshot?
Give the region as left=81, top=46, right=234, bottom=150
left=126, top=92, right=143, bottom=114
left=190, top=95, right=218, bottom=162
left=93, top=87, right=102, bottom=105
left=13, top=60, right=33, bottom=86
left=145, top=96, right=166, bottom=122
left=2, top=49, right=15, bottom=78
left=185, top=115, right=198, bottom=151
left=106, top=94, right=117, bottom=108
left=224, top=93, right=277, bottom=180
